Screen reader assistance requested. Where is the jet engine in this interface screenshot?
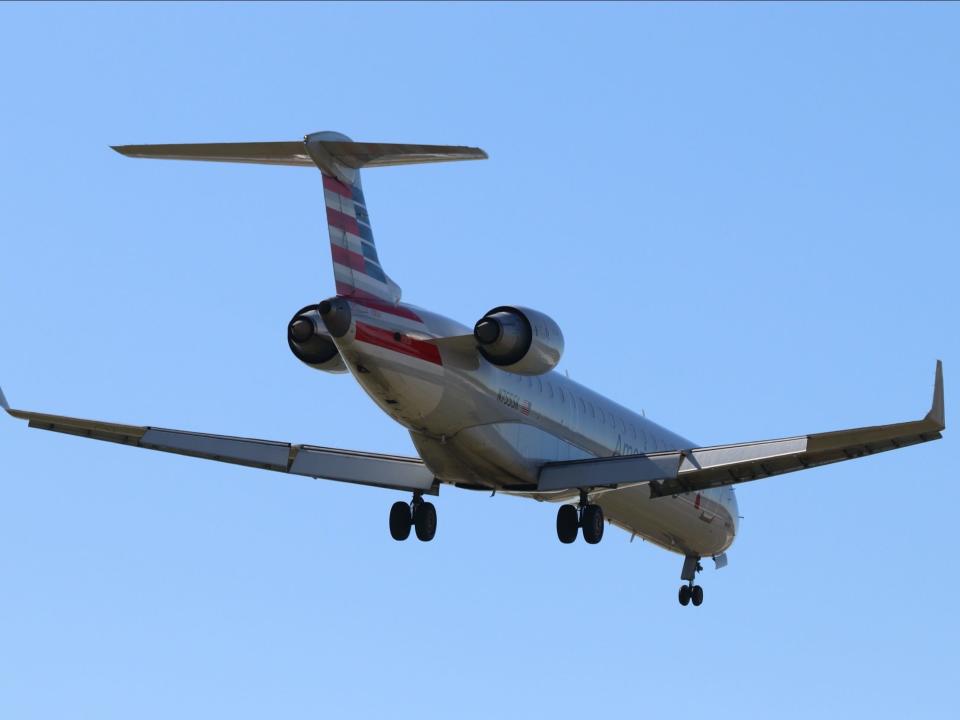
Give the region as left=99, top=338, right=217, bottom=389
left=473, top=306, right=564, bottom=375
left=287, top=304, right=348, bottom=373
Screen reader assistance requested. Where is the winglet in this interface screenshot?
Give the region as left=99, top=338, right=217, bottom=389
left=0, top=386, right=9, bottom=412
left=924, top=360, right=945, bottom=430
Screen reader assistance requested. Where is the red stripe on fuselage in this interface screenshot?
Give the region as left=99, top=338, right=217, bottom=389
left=344, top=291, right=422, bottom=321
left=354, top=321, right=442, bottom=366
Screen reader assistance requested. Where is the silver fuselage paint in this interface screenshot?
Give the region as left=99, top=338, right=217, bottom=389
left=330, top=298, right=738, bottom=558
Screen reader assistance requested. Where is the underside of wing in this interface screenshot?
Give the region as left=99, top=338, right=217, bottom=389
left=539, top=361, right=945, bottom=497
left=1, top=395, right=438, bottom=494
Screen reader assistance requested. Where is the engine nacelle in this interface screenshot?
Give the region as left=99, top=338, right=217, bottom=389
left=474, top=305, right=564, bottom=375
left=287, top=304, right=348, bottom=373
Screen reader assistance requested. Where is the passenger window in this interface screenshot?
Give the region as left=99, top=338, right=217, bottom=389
left=589, top=403, right=595, bottom=418
left=558, top=387, right=565, bottom=403
left=578, top=397, right=586, bottom=414
left=537, top=378, right=543, bottom=393
left=630, top=424, right=637, bottom=440
left=547, top=382, right=554, bottom=399
left=598, top=407, right=605, bottom=424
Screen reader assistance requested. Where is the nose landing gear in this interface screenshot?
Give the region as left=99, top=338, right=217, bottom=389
left=555, top=490, right=604, bottom=544
left=678, top=554, right=704, bottom=607
left=389, top=492, right=436, bottom=542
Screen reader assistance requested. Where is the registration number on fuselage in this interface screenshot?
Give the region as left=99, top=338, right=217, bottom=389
left=497, top=388, right=531, bottom=416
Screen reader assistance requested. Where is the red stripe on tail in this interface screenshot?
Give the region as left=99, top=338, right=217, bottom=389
left=326, top=207, right=360, bottom=235
left=331, top=244, right=367, bottom=272
left=323, top=174, right=353, bottom=198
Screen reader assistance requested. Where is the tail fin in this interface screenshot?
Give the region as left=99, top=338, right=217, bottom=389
left=113, top=131, right=487, bottom=305
left=311, top=132, right=402, bottom=305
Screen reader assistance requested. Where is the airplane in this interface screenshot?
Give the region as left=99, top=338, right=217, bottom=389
left=1, top=131, right=945, bottom=607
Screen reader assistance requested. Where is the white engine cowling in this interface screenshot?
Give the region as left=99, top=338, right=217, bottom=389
left=288, top=304, right=348, bottom=373
left=473, top=305, right=564, bottom=375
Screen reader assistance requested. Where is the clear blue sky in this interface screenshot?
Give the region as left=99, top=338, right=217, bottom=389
left=1, top=3, right=957, bottom=718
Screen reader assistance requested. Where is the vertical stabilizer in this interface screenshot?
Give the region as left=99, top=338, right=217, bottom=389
left=308, top=132, right=401, bottom=305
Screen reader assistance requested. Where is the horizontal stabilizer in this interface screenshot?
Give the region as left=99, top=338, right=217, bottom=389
left=113, top=141, right=315, bottom=166
left=113, top=137, right=487, bottom=171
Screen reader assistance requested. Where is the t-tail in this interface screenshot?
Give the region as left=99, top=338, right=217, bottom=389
left=112, top=131, right=487, bottom=306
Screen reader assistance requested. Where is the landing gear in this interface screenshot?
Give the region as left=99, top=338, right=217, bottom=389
left=691, top=585, right=704, bottom=606
left=555, top=490, right=604, bottom=544
left=556, top=504, right=579, bottom=544
left=414, top=500, right=437, bottom=542
left=679, top=582, right=704, bottom=606
left=582, top=503, right=604, bottom=544
left=389, top=501, right=412, bottom=541
left=680, top=585, right=703, bottom=607
left=678, top=554, right=705, bottom=607
left=389, top=493, right=436, bottom=542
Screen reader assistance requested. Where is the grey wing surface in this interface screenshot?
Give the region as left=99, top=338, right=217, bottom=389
left=540, top=361, right=945, bottom=496
left=0, top=391, right=437, bottom=494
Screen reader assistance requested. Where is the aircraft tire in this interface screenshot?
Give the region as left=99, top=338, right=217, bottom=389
left=679, top=585, right=691, bottom=606
left=414, top=501, right=437, bottom=542
left=691, top=585, right=704, bottom=607
left=389, top=501, right=412, bottom=541
left=582, top=504, right=604, bottom=544
left=556, top=504, right=579, bottom=544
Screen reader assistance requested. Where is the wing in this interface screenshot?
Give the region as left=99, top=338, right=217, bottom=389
left=0, top=390, right=437, bottom=494
left=539, top=361, right=945, bottom=496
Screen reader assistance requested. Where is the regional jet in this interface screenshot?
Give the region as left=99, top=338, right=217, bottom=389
left=2, top=132, right=945, bottom=606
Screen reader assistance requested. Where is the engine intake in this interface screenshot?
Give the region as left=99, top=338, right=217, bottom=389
left=474, top=305, right=563, bottom=375
left=287, top=304, right=348, bottom=373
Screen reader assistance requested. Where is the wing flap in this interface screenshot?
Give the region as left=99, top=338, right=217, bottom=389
left=291, top=446, right=435, bottom=491
left=539, top=451, right=683, bottom=492
left=141, top=428, right=292, bottom=471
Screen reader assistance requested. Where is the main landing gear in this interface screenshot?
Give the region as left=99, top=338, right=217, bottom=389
left=678, top=554, right=704, bottom=607
left=389, top=492, right=437, bottom=542
left=556, top=490, right=604, bottom=544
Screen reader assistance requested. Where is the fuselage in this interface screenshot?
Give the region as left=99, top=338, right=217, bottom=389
left=328, top=296, right=738, bottom=558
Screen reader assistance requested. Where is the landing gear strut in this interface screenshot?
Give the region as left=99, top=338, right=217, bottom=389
left=389, top=492, right=436, bottom=542
left=556, top=490, right=604, bottom=544
left=678, top=554, right=704, bottom=607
